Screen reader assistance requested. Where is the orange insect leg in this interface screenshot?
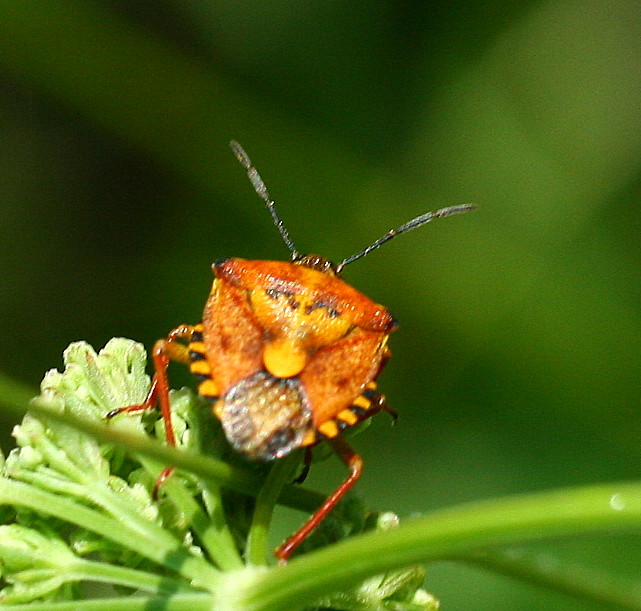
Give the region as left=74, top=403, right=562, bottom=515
left=107, top=325, right=194, bottom=490
left=274, top=437, right=363, bottom=564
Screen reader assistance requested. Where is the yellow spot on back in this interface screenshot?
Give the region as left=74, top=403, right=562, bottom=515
left=263, top=337, right=307, bottom=378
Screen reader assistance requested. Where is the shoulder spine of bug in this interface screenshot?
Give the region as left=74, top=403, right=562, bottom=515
left=110, top=141, right=475, bottom=563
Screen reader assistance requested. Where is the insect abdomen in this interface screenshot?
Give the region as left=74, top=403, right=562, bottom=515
left=219, top=371, right=313, bottom=461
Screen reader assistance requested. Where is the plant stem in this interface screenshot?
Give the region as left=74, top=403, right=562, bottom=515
left=67, top=558, right=195, bottom=595
left=0, top=479, right=219, bottom=591
left=148, top=457, right=244, bottom=571
left=232, top=481, right=641, bottom=611
left=454, top=548, right=641, bottom=611
left=245, top=454, right=301, bottom=566
left=0, top=593, right=213, bottom=611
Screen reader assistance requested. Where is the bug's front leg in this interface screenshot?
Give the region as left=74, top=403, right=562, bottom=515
left=106, top=324, right=196, bottom=488
left=274, top=437, right=363, bottom=564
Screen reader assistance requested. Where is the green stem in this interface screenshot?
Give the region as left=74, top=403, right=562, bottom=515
left=66, top=557, right=194, bottom=595
left=245, top=454, right=301, bottom=566
left=455, top=548, right=641, bottom=611
left=9, top=422, right=197, bottom=552
left=144, top=457, right=244, bottom=571
left=0, top=479, right=219, bottom=591
left=0, top=593, right=213, bottom=611
left=200, top=480, right=241, bottom=565
left=229, top=481, right=641, bottom=611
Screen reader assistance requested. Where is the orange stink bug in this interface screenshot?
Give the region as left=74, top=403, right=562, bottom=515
left=112, top=141, right=474, bottom=563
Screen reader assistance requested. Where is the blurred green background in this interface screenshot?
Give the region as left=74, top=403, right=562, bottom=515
left=1, top=1, right=640, bottom=608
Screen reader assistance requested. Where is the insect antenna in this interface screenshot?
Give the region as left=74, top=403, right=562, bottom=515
left=230, top=140, right=300, bottom=260
left=335, top=204, right=476, bottom=274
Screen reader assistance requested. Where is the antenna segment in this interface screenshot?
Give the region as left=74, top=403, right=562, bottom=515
left=335, top=204, right=476, bottom=273
left=231, top=140, right=475, bottom=274
left=230, top=140, right=300, bottom=259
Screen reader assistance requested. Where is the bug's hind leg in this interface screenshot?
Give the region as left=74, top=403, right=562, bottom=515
left=274, top=437, right=363, bottom=564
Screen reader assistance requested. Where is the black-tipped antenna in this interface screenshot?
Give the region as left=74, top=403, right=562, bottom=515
left=230, top=140, right=300, bottom=259
left=335, top=204, right=476, bottom=274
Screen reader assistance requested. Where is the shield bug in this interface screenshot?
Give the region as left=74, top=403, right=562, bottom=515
left=111, top=141, right=474, bottom=563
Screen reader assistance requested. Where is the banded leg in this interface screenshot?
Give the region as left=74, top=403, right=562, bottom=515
left=107, top=325, right=196, bottom=488
left=311, top=382, right=390, bottom=443
left=274, top=437, right=363, bottom=564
